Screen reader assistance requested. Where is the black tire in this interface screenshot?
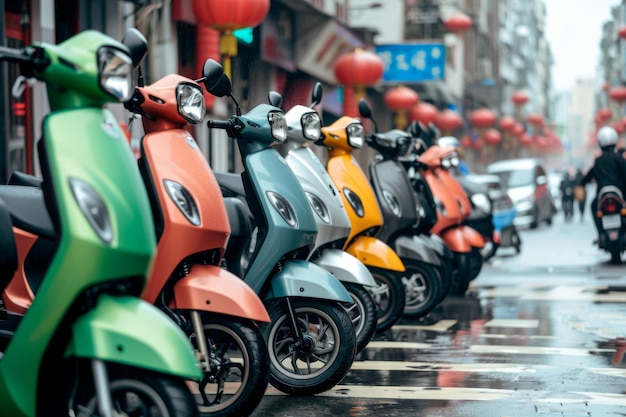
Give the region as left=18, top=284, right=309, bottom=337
left=480, top=240, right=498, bottom=261
left=192, top=316, right=269, bottom=417
left=434, top=258, right=453, bottom=304
left=401, top=259, right=442, bottom=318
left=610, top=247, right=622, bottom=265
left=73, top=366, right=197, bottom=417
left=367, top=267, right=406, bottom=333
left=512, top=230, right=522, bottom=253
left=343, top=282, right=377, bottom=354
left=263, top=298, right=356, bottom=395
left=468, top=247, right=483, bottom=281
left=449, top=252, right=470, bottom=296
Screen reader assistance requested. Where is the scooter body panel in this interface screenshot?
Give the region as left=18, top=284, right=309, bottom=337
left=286, top=147, right=351, bottom=252
left=70, top=294, right=201, bottom=380
left=345, top=235, right=405, bottom=272
left=459, top=224, right=486, bottom=248
left=242, top=148, right=318, bottom=293
left=393, top=234, right=442, bottom=266
left=4, top=228, right=36, bottom=314
left=313, top=248, right=377, bottom=286
left=171, top=264, right=270, bottom=322
left=264, top=259, right=352, bottom=303
left=440, top=227, right=472, bottom=252
left=139, top=128, right=231, bottom=303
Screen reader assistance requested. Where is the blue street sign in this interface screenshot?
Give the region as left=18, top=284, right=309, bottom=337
left=375, top=43, right=446, bottom=82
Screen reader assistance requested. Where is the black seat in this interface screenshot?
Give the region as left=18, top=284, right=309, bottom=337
left=0, top=197, right=18, bottom=294
left=0, top=185, right=55, bottom=239
left=8, top=171, right=43, bottom=188
left=214, top=171, right=246, bottom=197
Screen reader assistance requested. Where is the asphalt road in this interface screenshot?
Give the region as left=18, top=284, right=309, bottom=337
left=250, top=208, right=626, bottom=416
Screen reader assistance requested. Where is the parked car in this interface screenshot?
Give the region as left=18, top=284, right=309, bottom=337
left=486, top=158, right=555, bottom=229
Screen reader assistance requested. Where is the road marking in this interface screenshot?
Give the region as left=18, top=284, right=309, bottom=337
left=470, top=344, right=614, bottom=356
left=349, top=360, right=547, bottom=373
left=477, top=285, right=626, bottom=302
left=365, top=341, right=431, bottom=349
left=536, top=392, right=626, bottom=406
left=484, top=319, right=539, bottom=328
left=392, top=320, right=457, bottom=332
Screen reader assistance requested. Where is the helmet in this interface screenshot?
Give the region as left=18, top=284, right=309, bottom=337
left=597, top=126, right=618, bottom=148
left=437, top=136, right=460, bottom=149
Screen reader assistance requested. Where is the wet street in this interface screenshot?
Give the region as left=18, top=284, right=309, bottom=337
left=251, top=210, right=626, bottom=416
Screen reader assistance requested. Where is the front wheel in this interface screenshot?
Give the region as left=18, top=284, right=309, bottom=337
left=367, top=267, right=406, bottom=333
left=192, top=316, right=269, bottom=417
left=263, top=298, right=356, bottom=395
left=401, top=259, right=441, bottom=318
left=74, top=366, right=197, bottom=417
left=343, top=282, right=377, bottom=354
left=468, top=247, right=483, bottom=281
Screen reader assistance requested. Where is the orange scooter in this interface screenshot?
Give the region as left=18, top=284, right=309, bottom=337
left=321, top=115, right=406, bottom=333
left=124, top=68, right=272, bottom=417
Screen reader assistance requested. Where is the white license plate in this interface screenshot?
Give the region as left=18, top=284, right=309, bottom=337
left=602, top=214, right=622, bottom=230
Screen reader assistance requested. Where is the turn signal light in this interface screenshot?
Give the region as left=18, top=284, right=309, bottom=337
left=621, top=208, right=626, bottom=216
left=597, top=210, right=603, bottom=218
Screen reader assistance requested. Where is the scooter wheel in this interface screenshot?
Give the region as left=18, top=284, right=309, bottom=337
left=343, top=282, right=378, bottom=354
left=401, top=259, right=442, bottom=319
left=367, top=267, right=406, bottom=334
left=468, top=247, right=483, bottom=281
left=263, top=298, right=356, bottom=396
left=73, top=366, right=196, bottom=417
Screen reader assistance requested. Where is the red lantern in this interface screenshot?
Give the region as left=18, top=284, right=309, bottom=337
left=435, top=109, right=463, bottom=131
left=511, top=123, right=524, bottom=137
left=483, top=128, right=502, bottom=146
left=460, top=135, right=472, bottom=148
left=619, top=26, right=626, bottom=39
left=527, top=113, right=545, bottom=127
left=610, top=86, right=626, bottom=103
left=499, top=116, right=515, bottom=131
left=384, top=86, right=419, bottom=111
left=511, top=90, right=529, bottom=106
left=535, top=135, right=549, bottom=149
left=469, top=108, right=496, bottom=128
left=444, top=13, right=473, bottom=33
left=334, top=49, right=384, bottom=88
left=409, top=102, right=438, bottom=126
left=612, top=120, right=625, bottom=134
left=597, top=107, right=612, bottom=122
left=472, top=138, right=484, bottom=150
left=519, top=133, right=533, bottom=147
left=192, top=0, right=270, bottom=31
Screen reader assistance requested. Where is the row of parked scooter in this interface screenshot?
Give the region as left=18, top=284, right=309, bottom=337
left=0, top=28, right=489, bottom=417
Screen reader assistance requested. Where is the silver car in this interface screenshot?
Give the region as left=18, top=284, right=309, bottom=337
left=486, top=158, right=555, bottom=229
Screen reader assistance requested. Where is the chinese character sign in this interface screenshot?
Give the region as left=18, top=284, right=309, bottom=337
left=375, top=43, right=446, bottom=83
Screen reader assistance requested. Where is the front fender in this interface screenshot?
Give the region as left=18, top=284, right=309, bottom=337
left=70, top=295, right=201, bottom=381
left=459, top=225, right=485, bottom=248
left=172, top=264, right=270, bottom=323
left=313, top=248, right=377, bottom=287
left=264, top=259, right=352, bottom=303
left=345, top=235, right=405, bottom=272
left=393, top=234, right=441, bottom=266
left=440, top=227, right=471, bottom=253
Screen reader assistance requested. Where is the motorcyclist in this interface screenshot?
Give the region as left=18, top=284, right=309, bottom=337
left=559, top=171, right=576, bottom=222
left=579, top=125, right=626, bottom=237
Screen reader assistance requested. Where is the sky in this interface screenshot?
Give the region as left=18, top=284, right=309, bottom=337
left=544, top=0, right=621, bottom=91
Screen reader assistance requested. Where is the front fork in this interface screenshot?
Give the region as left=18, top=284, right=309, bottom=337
left=92, top=359, right=114, bottom=417
left=191, top=311, right=224, bottom=406
left=283, top=297, right=314, bottom=352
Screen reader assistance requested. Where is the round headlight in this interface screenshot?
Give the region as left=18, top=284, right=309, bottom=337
left=306, top=192, right=331, bottom=223
left=176, top=83, right=206, bottom=123
left=69, top=178, right=113, bottom=244
left=302, top=112, right=321, bottom=141
left=268, top=111, right=288, bottom=143
left=347, top=123, right=364, bottom=148
left=97, top=46, right=133, bottom=101
left=164, top=180, right=201, bottom=226
left=344, top=187, right=364, bottom=217
left=267, top=190, right=298, bottom=227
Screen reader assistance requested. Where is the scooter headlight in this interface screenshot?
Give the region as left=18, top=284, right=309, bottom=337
left=434, top=196, right=447, bottom=217
left=343, top=187, right=364, bottom=217
left=164, top=180, right=200, bottom=226
left=346, top=123, right=364, bottom=148
left=450, top=156, right=460, bottom=167
left=97, top=46, right=134, bottom=101
left=471, top=193, right=491, bottom=214
left=306, top=192, right=331, bottom=224
left=382, top=189, right=401, bottom=217
left=302, top=112, right=321, bottom=141
left=441, top=157, right=451, bottom=169
left=268, top=111, right=288, bottom=143
left=267, top=191, right=298, bottom=228
left=69, top=178, right=113, bottom=244
left=176, top=82, right=206, bottom=123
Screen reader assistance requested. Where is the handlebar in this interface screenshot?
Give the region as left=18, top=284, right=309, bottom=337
left=207, top=119, right=233, bottom=130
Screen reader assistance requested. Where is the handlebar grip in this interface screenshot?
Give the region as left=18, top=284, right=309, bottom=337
left=207, top=119, right=232, bottom=130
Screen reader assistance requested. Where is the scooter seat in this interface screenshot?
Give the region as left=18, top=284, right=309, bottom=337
left=0, top=185, right=55, bottom=240
left=214, top=171, right=246, bottom=198
left=8, top=171, right=43, bottom=188
left=0, top=197, right=18, bottom=293
left=598, top=186, right=623, bottom=202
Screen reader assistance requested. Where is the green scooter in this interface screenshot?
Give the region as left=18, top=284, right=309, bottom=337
left=0, top=30, right=200, bottom=416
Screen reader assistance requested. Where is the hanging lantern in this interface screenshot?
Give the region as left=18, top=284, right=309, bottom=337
left=619, top=26, right=626, bottom=39
left=511, top=123, right=524, bottom=137
left=534, top=135, right=549, bottom=150
left=435, top=109, right=463, bottom=133
left=469, top=108, right=496, bottom=128
left=527, top=113, right=545, bottom=128
left=460, top=134, right=472, bottom=148
left=334, top=49, right=384, bottom=116
left=511, top=90, right=529, bottom=107
left=519, top=133, right=533, bottom=147
left=409, top=102, right=438, bottom=126
left=483, top=128, right=502, bottom=146
left=192, top=0, right=270, bottom=78
left=612, top=120, right=625, bottom=134
left=610, top=86, right=626, bottom=103
left=597, top=107, right=612, bottom=122
left=499, top=115, right=515, bottom=131
left=384, top=85, right=419, bottom=128
left=444, top=13, right=473, bottom=34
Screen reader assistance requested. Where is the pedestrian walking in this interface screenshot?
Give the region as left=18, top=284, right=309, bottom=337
left=574, top=168, right=587, bottom=222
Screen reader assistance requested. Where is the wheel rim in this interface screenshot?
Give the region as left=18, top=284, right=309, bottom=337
left=402, top=269, right=428, bottom=310
left=268, top=306, right=341, bottom=379
left=345, top=291, right=366, bottom=338
left=79, top=380, right=170, bottom=417
left=194, top=323, right=251, bottom=413
left=368, top=273, right=393, bottom=325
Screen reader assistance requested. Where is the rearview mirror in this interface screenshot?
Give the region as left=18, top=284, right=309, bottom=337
left=311, top=82, right=322, bottom=107
left=268, top=91, right=283, bottom=108
left=121, top=28, right=148, bottom=69
left=358, top=99, right=373, bottom=119
left=201, top=59, right=227, bottom=91
left=408, top=121, right=422, bottom=138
